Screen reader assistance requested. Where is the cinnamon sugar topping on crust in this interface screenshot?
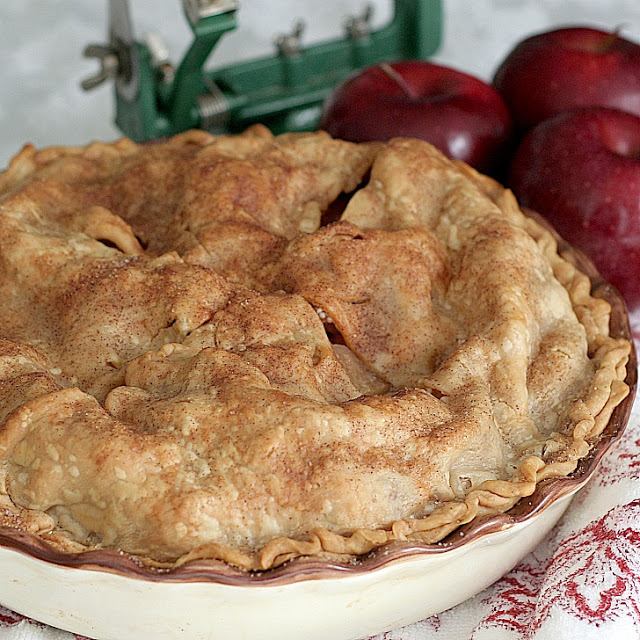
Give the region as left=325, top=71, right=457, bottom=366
left=0, top=128, right=631, bottom=570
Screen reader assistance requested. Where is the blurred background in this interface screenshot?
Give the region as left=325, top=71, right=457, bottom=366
left=1, top=0, right=639, bottom=168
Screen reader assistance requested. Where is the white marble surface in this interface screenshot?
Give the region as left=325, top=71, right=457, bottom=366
left=1, top=0, right=639, bottom=168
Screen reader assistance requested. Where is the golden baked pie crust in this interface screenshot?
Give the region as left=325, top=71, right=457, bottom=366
left=0, top=127, right=631, bottom=571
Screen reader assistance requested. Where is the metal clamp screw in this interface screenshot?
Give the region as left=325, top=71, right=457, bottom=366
left=345, top=4, right=374, bottom=40
left=276, top=20, right=305, bottom=57
left=81, top=44, right=120, bottom=91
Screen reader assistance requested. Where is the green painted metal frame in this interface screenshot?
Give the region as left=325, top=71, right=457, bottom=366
left=114, top=0, right=443, bottom=141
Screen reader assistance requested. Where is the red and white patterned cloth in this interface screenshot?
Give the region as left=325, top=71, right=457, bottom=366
left=2, top=312, right=639, bottom=640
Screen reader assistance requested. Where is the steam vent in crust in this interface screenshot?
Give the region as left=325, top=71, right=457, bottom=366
left=0, top=126, right=631, bottom=571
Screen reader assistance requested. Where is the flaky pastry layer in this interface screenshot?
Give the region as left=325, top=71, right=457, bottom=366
left=0, top=127, right=631, bottom=570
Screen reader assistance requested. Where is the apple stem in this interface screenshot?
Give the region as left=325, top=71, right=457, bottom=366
left=598, top=25, right=625, bottom=52
left=378, top=62, right=416, bottom=99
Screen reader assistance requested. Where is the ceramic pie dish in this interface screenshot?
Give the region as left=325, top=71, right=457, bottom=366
left=0, top=129, right=635, bottom=639
left=0, top=355, right=634, bottom=640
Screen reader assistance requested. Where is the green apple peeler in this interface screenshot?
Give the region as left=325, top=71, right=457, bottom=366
left=81, top=0, right=443, bottom=141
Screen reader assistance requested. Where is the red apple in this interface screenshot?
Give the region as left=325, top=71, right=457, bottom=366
left=508, top=107, right=640, bottom=308
left=493, top=26, right=640, bottom=133
left=319, top=60, right=513, bottom=176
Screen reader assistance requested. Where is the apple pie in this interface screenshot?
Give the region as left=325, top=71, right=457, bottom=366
left=0, top=127, right=631, bottom=571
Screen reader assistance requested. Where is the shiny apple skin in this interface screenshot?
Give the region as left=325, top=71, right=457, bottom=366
left=319, top=60, right=513, bottom=176
left=493, top=27, right=640, bottom=133
left=509, top=107, right=640, bottom=309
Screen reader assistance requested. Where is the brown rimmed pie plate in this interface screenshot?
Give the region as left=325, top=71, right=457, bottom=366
left=0, top=210, right=636, bottom=640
